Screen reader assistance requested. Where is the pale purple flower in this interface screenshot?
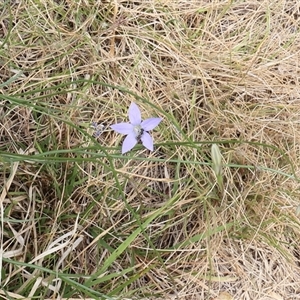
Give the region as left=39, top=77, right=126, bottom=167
left=111, top=102, right=162, bottom=154
left=91, top=122, right=104, bottom=137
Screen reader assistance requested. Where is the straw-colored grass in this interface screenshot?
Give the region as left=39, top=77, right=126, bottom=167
left=1, top=0, right=300, bottom=299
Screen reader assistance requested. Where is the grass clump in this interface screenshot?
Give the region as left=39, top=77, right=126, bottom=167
left=1, top=1, right=300, bottom=299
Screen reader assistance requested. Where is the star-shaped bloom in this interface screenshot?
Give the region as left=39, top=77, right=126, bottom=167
left=111, top=102, right=162, bottom=154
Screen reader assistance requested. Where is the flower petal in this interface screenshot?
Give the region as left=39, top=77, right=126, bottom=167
left=122, top=133, right=138, bottom=154
left=141, top=117, right=162, bottom=131
left=128, top=102, right=141, bottom=126
left=111, top=123, right=134, bottom=134
left=141, top=131, right=154, bottom=151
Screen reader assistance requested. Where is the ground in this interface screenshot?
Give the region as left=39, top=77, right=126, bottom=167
left=1, top=1, right=300, bottom=299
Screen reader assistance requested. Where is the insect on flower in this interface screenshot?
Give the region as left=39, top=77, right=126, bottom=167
left=111, top=102, right=162, bottom=154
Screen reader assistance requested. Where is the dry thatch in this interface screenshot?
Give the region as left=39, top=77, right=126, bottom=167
left=1, top=0, right=300, bottom=299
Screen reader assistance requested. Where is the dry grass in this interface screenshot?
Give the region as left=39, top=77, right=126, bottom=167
left=1, top=0, right=300, bottom=299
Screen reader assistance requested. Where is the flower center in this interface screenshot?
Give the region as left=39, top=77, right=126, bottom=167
left=133, top=125, right=142, bottom=137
